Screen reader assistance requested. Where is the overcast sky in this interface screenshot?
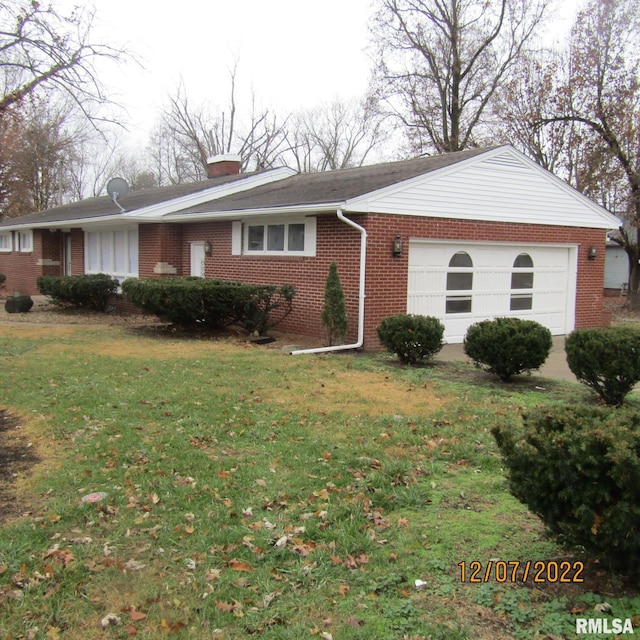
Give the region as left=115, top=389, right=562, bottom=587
left=77, top=0, right=585, bottom=145
left=85, top=0, right=373, bottom=141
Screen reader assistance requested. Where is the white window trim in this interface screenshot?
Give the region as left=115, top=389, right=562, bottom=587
left=235, top=216, right=316, bottom=257
left=84, top=226, right=139, bottom=282
left=18, top=230, right=33, bottom=252
left=0, top=232, right=12, bottom=252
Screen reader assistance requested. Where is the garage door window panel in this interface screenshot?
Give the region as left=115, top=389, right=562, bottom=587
left=510, top=253, right=534, bottom=311
left=446, top=251, right=473, bottom=314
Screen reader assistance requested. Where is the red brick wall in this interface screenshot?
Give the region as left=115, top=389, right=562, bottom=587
left=0, top=229, right=63, bottom=295
left=177, top=218, right=363, bottom=342
left=173, top=214, right=608, bottom=350
left=139, top=224, right=184, bottom=277
left=170, top=214, right=608, bottom=349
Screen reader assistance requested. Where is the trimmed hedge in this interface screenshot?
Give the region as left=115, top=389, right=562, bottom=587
left=463, top=317, right=552, bottom=380
left=492, top=404, right=640, bottom=577
left=565, top=327, right=640, bottom=405
left=121, top=277, right=295, bottom=334
left=376, top=314, right=444, bottom=365
left=37, top=274, right=120, bottom=312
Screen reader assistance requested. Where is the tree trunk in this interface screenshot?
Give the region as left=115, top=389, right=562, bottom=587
left=626, top=244, right=640, bottom=309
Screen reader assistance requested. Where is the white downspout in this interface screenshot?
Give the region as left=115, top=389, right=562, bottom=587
left=291, top=209, right=367, bottom=355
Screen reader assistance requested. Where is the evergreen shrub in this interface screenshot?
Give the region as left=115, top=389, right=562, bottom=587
left=565, top=327, right=640, bottom=405
left=376, top=314, right=444, bottom=365
left=463, top=317, right=552, bottom=380
left=321, top=262, right=348, bottom=345
left=37, top=273, right=119, bottom=311
left=121, top=277, right=295, bottom=334
left=492, top=404, right=640, bottom=576
left=5, top=294, right=33, bottom=313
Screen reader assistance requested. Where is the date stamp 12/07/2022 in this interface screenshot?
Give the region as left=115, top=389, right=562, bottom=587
left=458, top=561, right=637, bottom=635
left=458, top=560, right=584, bottom=584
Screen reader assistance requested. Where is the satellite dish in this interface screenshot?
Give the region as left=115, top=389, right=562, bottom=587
left=106, top=177, right=129, bottom=212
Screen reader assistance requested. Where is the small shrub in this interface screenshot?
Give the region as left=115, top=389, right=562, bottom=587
left=5, top=294, right=33, bottom=313
left=321, top=262, right=348, bottom=346
left=0, top=273, right=6, bottom=290
left=37, top=274, right=119, bottom=312
left=492, top=404, right=640, bottom=577
left=121, top=277, right=295, bottom=334
left=376, top=314, right=444, bottom=365
left=463, top=317, right=552, bottom=380
left=565, top=327, right=640, bottom=405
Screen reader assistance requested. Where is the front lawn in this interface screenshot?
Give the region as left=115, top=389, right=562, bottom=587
left=0, top=321, right=638, bottom=639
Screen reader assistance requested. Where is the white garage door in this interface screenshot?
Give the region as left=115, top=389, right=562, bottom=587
left=407, top=241, right=577, bottom=343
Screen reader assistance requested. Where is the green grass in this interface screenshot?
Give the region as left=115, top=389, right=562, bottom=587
left=0, top=323, right=639, bottom=639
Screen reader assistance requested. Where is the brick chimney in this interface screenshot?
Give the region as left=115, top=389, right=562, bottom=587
left=207, top=153, right=242, bottom=178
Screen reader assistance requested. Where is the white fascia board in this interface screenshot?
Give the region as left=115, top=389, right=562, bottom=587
left=343, top=145, right=622, bottom=229
left=165, top=202, right=344, bottom=223
left=124, top=166, right=297, bottom=220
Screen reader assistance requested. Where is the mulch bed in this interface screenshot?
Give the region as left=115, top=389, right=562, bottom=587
left=0, top=410, right=40, bottom=525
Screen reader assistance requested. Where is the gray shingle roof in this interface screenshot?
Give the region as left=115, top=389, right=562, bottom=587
left=0, top=172, right=251, bottom=227
left=170, top=147, right=495, bottom=216
left=0, top=146, right=497, bottom=227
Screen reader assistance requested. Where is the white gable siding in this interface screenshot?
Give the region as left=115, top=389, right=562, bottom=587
left=346, top=148, right=619, bottom=229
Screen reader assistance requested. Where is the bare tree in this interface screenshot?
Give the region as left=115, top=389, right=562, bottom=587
left=535, top=0, right=640, bottom=306
left=0, top=0, right=126, bottom=122
left=150, top=65, right=289, bottom=184
left=284, top=97, right=391, bottom=172
left=370, top=0, right=550, bottom=155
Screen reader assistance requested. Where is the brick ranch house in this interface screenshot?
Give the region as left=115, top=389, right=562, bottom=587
left=0, top=145, right=621, bottom=350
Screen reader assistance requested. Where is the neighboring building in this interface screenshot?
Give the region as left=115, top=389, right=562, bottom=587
left=0, top=146, right=621, bottom=349
left=604, top=230, right=633, bottom=296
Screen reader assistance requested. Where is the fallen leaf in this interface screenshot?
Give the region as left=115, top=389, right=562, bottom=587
left=129, top=610, right=146, bottom=622
left=228, top=559, right=253, bottom=572
left=255, top=479, right=267, bottom=487
left=274, top=535, right=289, bottom=549
left=397, top=517, right=410, bottom=528
left=160, top=619, right=187, bottom=632
left=216, top=600, right=243, bottom=613
left=122, top=559, right=146, bottom=572
left=338, top=584, right=350, bottom=597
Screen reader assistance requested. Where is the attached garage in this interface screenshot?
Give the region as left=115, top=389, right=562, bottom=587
left=407, top=240, right=578, bottom=343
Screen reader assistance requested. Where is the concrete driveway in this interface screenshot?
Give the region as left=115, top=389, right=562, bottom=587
left=438, top=336, right=577, bottom=383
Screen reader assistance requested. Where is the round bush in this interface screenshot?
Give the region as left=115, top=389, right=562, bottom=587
left=5, top=294, right=33, bottom=313
left=565, top=327, right=640, bottom=406
left=463, top=317, right=552, bottom=380
left=492, top=404, right=640, bottom=576
left=376, top=314, right=444, bottom=365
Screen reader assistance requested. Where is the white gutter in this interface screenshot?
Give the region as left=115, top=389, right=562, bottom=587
left=165, top=202, right=343, bottom=223
left=291, top=209, right=367, bottom=355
